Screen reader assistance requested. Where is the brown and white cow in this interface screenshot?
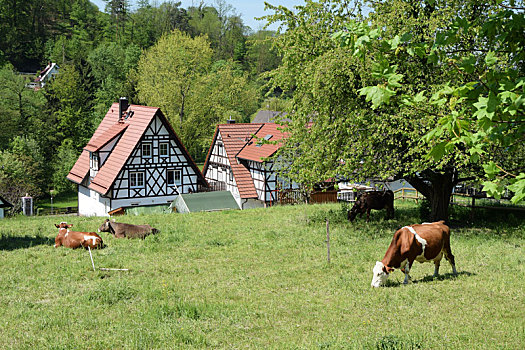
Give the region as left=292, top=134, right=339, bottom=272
left=54, top=222, right=103, bottom=249
left=371, top=221, right=457, bottom=287
left=98, top=219, right=159, bottom=239
left=348, top=190, right=394, bottom=222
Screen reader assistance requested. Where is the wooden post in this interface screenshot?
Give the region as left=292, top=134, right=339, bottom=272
left=326, top=219, right=330, bottom=264
left=470, top=196, right=476, bottom=220
left=88, top=246, right=95, bottom=272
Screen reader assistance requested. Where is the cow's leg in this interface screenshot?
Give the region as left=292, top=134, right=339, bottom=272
left=387, top=205, right=394, bottom=219
left=433, top=260, right=440, bottom=277
left=366, top=209, right=371, bottom=222
left=403, top=265, right=411, bottom=284
left=443, top=235, right=457, bottom=275
left=400, top=260, right=411, bottom=284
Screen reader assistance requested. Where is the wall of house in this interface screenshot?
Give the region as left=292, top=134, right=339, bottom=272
left=0, top=208, right=4, bottom=219
left=78, top=185, right=111, bottom=216
left=111, top=115, right=199, bottom=202
left=204, top=131, right=239, bottom=197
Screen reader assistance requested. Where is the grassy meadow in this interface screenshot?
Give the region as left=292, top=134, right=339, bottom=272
left=0, top=202, right=524, bottom=349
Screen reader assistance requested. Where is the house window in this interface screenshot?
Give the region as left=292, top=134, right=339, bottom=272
left=159, top=142, right=169, bottom=157
left=167, top=169, right=182, bottom=186
left=130, top=171, right=145, bottom=188
left=229, top=169, right=233, bottom=182
left=90, top=152, right=99, bottom=171
left=142, top=143, right=152, bottom=158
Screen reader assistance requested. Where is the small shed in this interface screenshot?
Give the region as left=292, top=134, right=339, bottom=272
left=171, top=191, right=240, bottom=213
left=0, top=195, right=13, bottom=219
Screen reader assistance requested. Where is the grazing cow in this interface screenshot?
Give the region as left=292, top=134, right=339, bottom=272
left=371, top=221, right=457, bottom=287
left=348, top=190, right=394, bottom=222
left=54, top=222, right=103, bottom=249
left=98, top=219, right=159, bottom=239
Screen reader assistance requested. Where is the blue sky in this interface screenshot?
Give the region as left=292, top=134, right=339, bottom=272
left=91, top=0, right=305, bottom=31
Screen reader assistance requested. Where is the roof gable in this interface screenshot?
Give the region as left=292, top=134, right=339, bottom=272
left=203, top=123, right=263, bottom=199
left=68, top=103, right=206, bottom=195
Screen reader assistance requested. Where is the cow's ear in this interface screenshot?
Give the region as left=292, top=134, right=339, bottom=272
left=400, top=230, right=413, bottom=256
left=54, top=224, right=59, bottom=228
left=68, top=224, right=73, bottom=228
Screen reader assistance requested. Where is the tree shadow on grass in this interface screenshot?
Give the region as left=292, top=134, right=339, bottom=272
left=0, top=234, right=53, bottom=251
left=384, top=271, right=475, bottom=288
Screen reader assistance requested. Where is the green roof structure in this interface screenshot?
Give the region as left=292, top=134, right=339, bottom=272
left=0, top=195, right=13, bottom=208
left=171, top=191, right=240, bottom=213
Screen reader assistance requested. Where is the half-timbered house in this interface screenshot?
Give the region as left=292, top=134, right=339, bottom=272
left=203, top=121, right=299, bottom=209
left=67, top=98, right=207, bottom=216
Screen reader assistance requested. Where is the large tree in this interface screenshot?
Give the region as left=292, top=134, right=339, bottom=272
left=137, top=30, right=260, bottom=161
left=264, top=0, right=518, bottom=220
left=332, top=0, right=525, bottom=204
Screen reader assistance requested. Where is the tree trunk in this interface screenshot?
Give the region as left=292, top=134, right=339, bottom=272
left=405, top=168, right=458, bottom=222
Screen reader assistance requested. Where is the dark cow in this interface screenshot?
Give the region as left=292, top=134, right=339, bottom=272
left=348, top=190, right=394, bottom=222
left=371, top=221, right=457, bottom=287
left=98, top=219, right=159, bottom=239
left=54, top=222, right=103, bottom=249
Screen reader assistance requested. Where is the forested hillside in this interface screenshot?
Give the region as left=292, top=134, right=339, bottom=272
left=0, top=0, right=282, bottom=209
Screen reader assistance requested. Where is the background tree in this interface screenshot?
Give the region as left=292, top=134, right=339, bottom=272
left=264, top=0, right=509, bottom=220
left=0, top=64, right=46, bottom=149
left=333, top=0, right=525, bottom=204
left=137, top=29, right=213, bottom=131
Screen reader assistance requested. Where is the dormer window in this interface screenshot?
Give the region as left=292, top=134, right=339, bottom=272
left=142, top=143, right=152, bottom=158
left=89, top=152, right=99, bottom=171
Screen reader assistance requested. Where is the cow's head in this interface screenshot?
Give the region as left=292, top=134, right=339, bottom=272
left=55, top=222, right=73, bottom=229
left=348, top=199, right=364, bottom=222
left=98, top=219, right=111, bottom=232
left=371, top=261, right=393, bottom=288
left=54, top=222, right=72, bottom=248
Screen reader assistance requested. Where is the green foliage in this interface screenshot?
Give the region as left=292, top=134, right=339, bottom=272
left=0, top=137, right=47, bottom=211
left=51, top=141, right=80, bottom=195
left=138, top=31, right=259, bottom=161
left=332, top=1, right=525, bottom=204
left=44, top=64, right=94, bottom=151
left=0, top=64, right=46, bottom=149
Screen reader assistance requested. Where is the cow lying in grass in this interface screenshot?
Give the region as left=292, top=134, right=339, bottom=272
left=54, top=222, right=103, bottom=249
left=348, top=190, right=394, bottom=222
left=371, top=221, right=457, bottom=287
left=98, top=219, right=159, bottom=239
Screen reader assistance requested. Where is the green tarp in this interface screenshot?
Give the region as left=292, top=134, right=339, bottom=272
left=124, top=204, right=171, bottom=216
left=171, top=191, right=240, bottom=213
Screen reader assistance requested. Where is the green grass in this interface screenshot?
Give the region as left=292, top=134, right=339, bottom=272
left=0, top=202, right=524, bottom=349
left=36, top=190, right=78, bottom=209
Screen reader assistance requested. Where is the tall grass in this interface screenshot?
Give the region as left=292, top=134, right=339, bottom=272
left=0, top=202, right=524, bottom=349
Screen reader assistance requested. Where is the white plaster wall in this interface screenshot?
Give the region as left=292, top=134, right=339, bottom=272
left=240, top=198, right=264, bottom=209
left=78, top=185, right=111, bottom=217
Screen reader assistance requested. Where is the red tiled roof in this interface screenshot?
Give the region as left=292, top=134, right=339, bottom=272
left=67, top=104, right=127, bottom=185
left=237, top=123, right=289, bottom=162
left=203, top=123, right=263, bottom=199
left=84, top=123, right=128, bottom=152
left=68, top=103, right=205, bottom=195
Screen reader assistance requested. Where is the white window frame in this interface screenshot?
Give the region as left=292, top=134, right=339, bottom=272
left=167, top=169, right=182, bottom=186
left=159, top=142, right=169, bottom=157
left=89, top=152, right=100, bottom=171
left=130, top=171, right=145, bottom=188
left=142, top=143, right=152, bottom=158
